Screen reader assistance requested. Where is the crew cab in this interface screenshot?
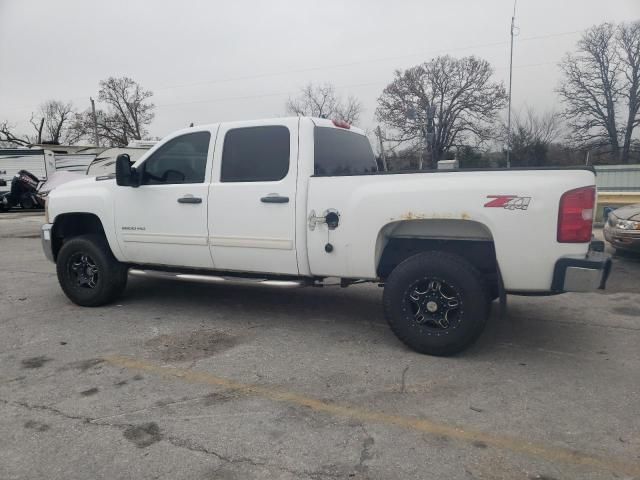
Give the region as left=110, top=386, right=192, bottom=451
left=41, top=117, right=611, bottom=355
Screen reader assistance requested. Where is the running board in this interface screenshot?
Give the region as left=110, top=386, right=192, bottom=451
left=128, top=268, right=309, bottom=289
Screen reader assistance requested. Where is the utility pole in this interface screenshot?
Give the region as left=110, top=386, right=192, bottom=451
left=90, top=97, right=100, bottom=147
left=36, top=118, right=44, bottom=144
left=375, top=126, right=388, bottom=171
left=425, top=105, right=436, bottom=169
left=406, top=105, right=435, bottom=169
left=506, top=0, right=517, bottom=168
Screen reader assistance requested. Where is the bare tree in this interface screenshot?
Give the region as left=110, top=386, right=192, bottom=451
left=286, top=83, right=363, bottom=124
left=31, top=100, right=79, bottom=144
left=376, top=55, right=507, bottom=169
left=505, top=108, right=563, bottom=167
left=619, top=21, right=640, bottom=163
left=74, top=77, right=155, bottom=147
left=0, top=121, right=31, bottom=147
left=558, top=21, right=640, bottom=163
left=1, top=100, right=81, bottom=147
left=558, top=24, right=621, bottom=158
left=29, top=115, right=45, bottom=144
left=511, top=108, right=562, bottom=144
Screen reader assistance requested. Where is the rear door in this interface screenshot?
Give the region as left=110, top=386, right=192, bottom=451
left=208, top=119, right=299, bottom=274
left=306, top=123, right=379, bottom=277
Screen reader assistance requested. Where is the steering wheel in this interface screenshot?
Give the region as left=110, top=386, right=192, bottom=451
left=161, top=169, right=186, bottom=182
left=144, top=170, right=185, bottom=183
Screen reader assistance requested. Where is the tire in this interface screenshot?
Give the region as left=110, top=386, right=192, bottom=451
left=56, top=234, right=128, bottom=307
left=383, top=251, right=491, bottom=356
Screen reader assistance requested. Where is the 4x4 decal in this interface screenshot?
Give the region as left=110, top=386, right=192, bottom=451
left=484, top=195, right=531, bottom=210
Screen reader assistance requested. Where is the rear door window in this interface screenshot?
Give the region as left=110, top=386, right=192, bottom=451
left=314, top=127, right=377, bottom=176
left=221, top=126, right=290, bottom=182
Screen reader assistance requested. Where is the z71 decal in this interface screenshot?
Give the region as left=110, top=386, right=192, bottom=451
left=484, top=195, right=531, bottom=210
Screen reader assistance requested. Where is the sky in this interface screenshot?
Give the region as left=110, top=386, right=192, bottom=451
left=0, top=0, right=638, bottom=142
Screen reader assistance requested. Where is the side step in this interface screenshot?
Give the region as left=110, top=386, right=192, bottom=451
left=128, top=268, right=309, bottom=289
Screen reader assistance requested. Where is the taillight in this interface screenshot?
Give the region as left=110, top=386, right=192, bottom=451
left=557, top=186, right=596, bottom=243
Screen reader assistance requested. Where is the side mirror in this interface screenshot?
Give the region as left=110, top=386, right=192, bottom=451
left=115, top=154, right=136, bottom=186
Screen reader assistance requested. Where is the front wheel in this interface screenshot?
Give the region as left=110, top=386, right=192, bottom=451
left=383, top=252, right=491, bottom=356
left=56, top=234, right=128, bottom=307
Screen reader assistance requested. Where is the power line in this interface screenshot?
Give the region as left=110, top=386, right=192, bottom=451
left=150, top=28, right=583, bottom=93
left=506, top=0, right=518, bottom=169
left=1, top=59, right=563, bottom=119
left=153, top=61, right=558, bottom=109
left=155, top=81, right=386, bottom=109
left=1, top=27, right=584, bottom=117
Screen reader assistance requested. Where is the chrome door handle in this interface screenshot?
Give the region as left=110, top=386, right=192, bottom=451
left=260, top=194, right=289, bottom=203
left=177, top=195, right=202, bottom=204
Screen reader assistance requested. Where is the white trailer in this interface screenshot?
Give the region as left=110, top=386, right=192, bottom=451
left=1, top=144, right=157, bottom=194
left=53, top=153, right=97, bottom=173
left=0, top=149, right=56, bottom=189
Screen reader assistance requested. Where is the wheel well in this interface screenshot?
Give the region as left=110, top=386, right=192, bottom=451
left=377, top=237, right=499, bottom=298
left=51, top=213, right=106, bottom=260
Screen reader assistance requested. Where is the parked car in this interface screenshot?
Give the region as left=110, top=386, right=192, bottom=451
left=41, top=117, right=611, bottom=356
left=604, top=204, right=640, bottom=252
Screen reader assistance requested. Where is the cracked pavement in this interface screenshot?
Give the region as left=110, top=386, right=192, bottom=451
left=1, top=212, right=639, bottom=479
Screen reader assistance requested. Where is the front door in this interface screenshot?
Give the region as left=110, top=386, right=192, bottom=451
left=208, top=119, right=299, bottom=275
left=114, top=129, right=215, bottom=269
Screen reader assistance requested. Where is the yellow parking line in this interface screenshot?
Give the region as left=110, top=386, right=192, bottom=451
left=105, top=355, right=640, bottom=477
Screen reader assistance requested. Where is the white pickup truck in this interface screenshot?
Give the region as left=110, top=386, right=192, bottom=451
left=41, top=117, right=611, bottom=355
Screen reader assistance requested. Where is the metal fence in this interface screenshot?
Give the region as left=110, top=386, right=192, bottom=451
left=595, top=165, right=640, bottom=192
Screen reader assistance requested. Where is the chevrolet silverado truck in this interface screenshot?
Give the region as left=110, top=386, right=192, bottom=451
left=41, top=117, right=612, bottom=355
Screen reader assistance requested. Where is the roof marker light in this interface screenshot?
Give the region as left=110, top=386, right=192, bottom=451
left=332, top=119, right=351, bottom=129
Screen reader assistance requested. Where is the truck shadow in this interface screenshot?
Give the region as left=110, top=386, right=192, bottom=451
left=122, top=277, right=623, bottom=361
left=472, top=298, right=637, bottom=363
left=124, top=276, right=388, bottom=327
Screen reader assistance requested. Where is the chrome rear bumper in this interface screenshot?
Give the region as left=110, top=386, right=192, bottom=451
left=551, top=244, right=612, bottom=293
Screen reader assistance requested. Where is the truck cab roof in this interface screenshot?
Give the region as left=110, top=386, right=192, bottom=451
left=174, top=116, right=365, bottom=137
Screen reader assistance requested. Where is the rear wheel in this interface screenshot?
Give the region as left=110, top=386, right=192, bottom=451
left=383, top=251, right=491, bottom=356
left=56, top=234, right=128, bottom=307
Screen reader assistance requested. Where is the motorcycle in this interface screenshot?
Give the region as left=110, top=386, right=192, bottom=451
left=0, top=170, right=45, bottom=212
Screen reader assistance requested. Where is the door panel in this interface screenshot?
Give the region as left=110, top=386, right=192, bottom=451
left=114, top=129, right=216, bottom=269
left=115, top=183, right=212, bottom=268
left=208, top=119, right=299, bottom=275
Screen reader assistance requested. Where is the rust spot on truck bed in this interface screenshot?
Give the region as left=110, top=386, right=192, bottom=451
left=399, top=211, right=427, bottom=220
left=396, top=212, right=473, bottom=221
